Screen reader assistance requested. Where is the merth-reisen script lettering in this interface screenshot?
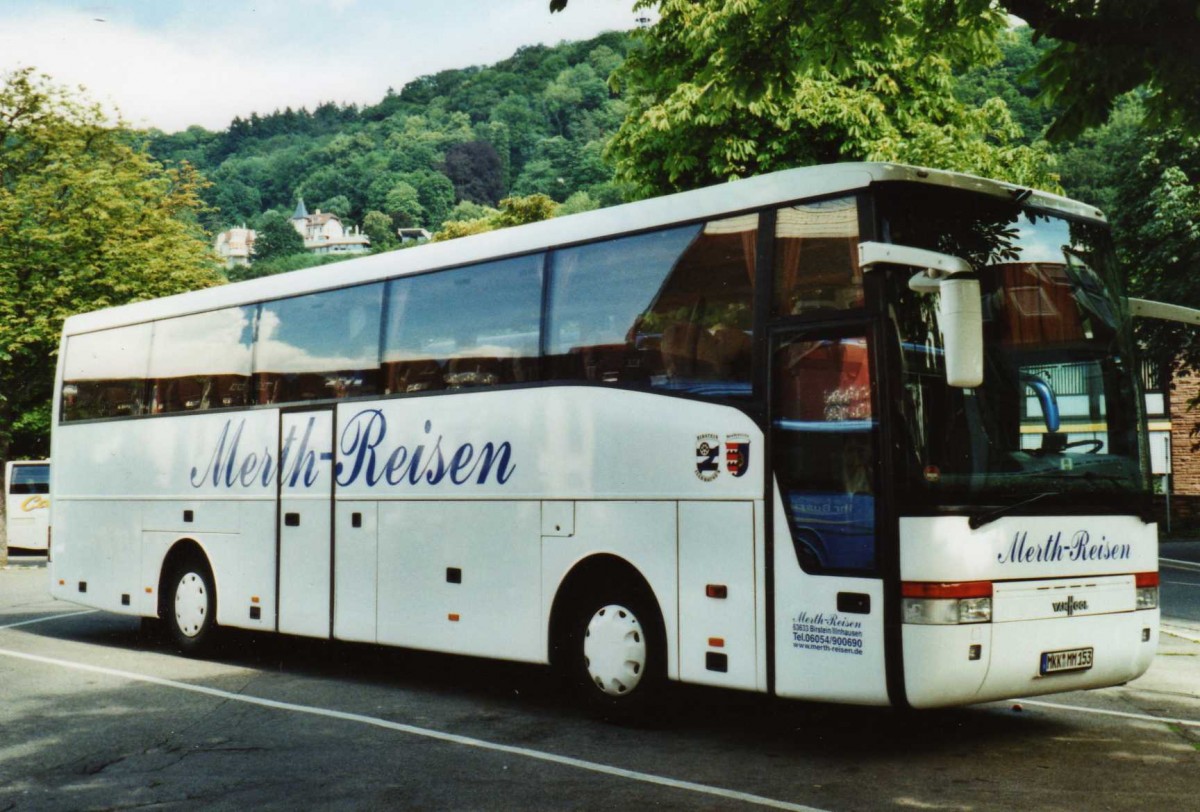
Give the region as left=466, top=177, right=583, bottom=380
left=997, top=530, right=1131, bottom=565
left=791, top=611, right=865, bottom=655
left=189, top=410, right=515, bottom=490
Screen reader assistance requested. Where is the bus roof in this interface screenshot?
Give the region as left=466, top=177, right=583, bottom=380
left=61, top=162, right=1104, bottom=336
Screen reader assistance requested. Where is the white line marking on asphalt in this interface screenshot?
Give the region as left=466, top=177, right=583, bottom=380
left=0, top=610, right=97, bottom=630
left=1160, top=558, right=1200, bottom=573
left=1016, top=698, right=1200, bottom=728
left=1161, top=625, right=1200, bottom=644
left=0, top=646, right=826, bottom=812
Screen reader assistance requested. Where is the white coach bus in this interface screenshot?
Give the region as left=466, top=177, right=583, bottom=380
left=50, top=163, right=1162, bottom=714
left=6, top=460, right=50, bottom=552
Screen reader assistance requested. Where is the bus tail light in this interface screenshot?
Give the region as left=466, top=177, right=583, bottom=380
left=901, top=581, right=993, bottom=625
left=1135, top=572, right=1159, bottom=610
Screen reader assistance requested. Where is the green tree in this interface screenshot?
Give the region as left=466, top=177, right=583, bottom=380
left=362, top=209, right=399, bottom=251
left=493, top=193, right=558, bottom=227
left=432, top=217, right=497, bottom=242
left=316, top=194, right=352, bottom=219
left=0, top=68, right=223, bottom=460
left=443, top=141, right=506, bottom=205
left=1054, top=96, right=1145, bottom=218
left=212, top=178, right=263, bottom=226
left=404, top=170, right=457, bottom=230
left=432, top=194, right=558, bottom=241
left=1111, top=129, right=1200, bottom=372
left=555, top=1, right=1200, bottom=141
left=298, top=165, right=358, bottom=217
left=253, top=210, right=306, bottom=261
left=557, top=190, right=599, bottom=215
left=987, top=0, right=1200, bottom=139
left=606, top=0, right=1055, bottom=198
left=382, top=181, right=425, bottom=228
left=543, top=64, right=608, bottom=137
left=444, top=200, right=498, bottom=223
left=954, top=26, right=1057, bottom=143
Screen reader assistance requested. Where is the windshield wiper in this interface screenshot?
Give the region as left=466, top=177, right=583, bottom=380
left=968, top=492, right=1058, bottom=530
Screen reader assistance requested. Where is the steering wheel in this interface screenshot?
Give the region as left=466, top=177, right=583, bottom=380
left=1060, top=439, right=1103, bottom=454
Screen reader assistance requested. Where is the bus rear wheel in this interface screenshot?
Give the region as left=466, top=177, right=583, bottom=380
left=560, top=583, right=665, bottom=720
left=165, top=555, right=217, bottom=656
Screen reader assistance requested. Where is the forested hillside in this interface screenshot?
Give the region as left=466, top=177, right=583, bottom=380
left=143, top=27, right=1118, bottom=242
left=147, top=31, right=633, bottom=240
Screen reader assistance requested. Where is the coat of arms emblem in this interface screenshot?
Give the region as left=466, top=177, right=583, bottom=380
left=695, top=434, right=720, bottom=481
left=725, top=434, right=750, bottom=477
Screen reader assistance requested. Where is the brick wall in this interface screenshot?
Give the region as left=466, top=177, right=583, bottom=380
left=1157, top=366, right=1200, bottom=533
left=1170, top=367, right=1200, bottom=495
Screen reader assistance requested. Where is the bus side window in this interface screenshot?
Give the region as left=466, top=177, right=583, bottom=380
left=61, top=323, right=153, bottom=421
left=382, top=254, right=543, bottom=393
left=545, top=216, right=755, bottom=398
left=774, top=197, right=863, bottom=316
left=149, top=306, right=256, bottom=413
left=255, top=284, right=384, bottom=404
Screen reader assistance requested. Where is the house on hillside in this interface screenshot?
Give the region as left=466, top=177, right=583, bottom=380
left=214, top=226, right=256, bottom=268
left=398, top=227, right=432, bottom=245
left=291, top=198, right=370, bottom=255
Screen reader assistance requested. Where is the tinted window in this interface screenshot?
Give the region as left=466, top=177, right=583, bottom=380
left=256, top=284, right=384, bottom=404
left=546, top=216, right=756, bottom=397
left=774, top=197, right=863, bottom=316
left=62, top=323, right=152, bottom=420
left=773, top=334, right=876, bottom=572
left=382, top=255, right=543, bottom=393
left=10, top=464, right=49, bottom=495
left=150, top=307, right=256, bottom=413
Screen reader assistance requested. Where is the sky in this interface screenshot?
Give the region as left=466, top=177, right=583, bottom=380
left=0, top=0, right=643, bottom=133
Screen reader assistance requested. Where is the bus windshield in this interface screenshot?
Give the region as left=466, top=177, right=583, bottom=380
left=876, top=183, right=1148, bottom=514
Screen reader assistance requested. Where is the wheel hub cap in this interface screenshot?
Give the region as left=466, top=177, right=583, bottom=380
left=175, top=572, right=207, bottom=638
left=583, top=604, right=646, bottom=696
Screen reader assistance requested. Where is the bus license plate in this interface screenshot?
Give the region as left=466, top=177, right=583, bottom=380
left=1040, top=647, right=1094, bottom=675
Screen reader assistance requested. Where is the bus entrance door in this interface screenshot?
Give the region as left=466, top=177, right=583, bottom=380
left=278, top=408, right=335, bottom=638
left=769, top=329, right=889, bottom=704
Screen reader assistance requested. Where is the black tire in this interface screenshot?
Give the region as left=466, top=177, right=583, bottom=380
left=164, top=554, right=218, bottom=656
left=558, top=580, right=666, bottom=721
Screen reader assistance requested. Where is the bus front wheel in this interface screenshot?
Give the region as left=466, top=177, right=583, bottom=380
left=165, top=555, right=217, bottom=656
left=560, top=583, right=665, bottom=720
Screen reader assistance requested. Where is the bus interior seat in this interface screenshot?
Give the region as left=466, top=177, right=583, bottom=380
left=446, top=356, right=501, bottom=388
left=508, top=353, right=540, bottom=383
left=174, top=377, right=209, bottom=411
left=256, top=375, right=280, bottom=405
left=661, top=322, right=720, bottom=379
left=712, top=325, right=752, bottom=378
left=387, top=359, right=443, bottom=394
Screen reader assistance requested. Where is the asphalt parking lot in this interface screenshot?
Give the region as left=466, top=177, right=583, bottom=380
left=2, top=554, right=1198, bottom=811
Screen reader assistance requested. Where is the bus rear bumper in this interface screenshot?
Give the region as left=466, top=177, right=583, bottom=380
left=903, top=610, right=1158, bottom=709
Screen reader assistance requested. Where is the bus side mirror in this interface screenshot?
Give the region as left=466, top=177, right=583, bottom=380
left=858, top=242, right=983, bottom=388
left=936, top=274, right=984, bottom=388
